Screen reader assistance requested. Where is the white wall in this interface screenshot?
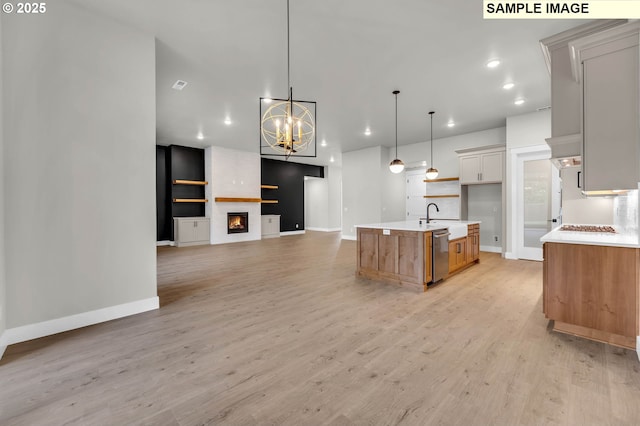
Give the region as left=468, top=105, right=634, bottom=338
left=327, top=164, right=342, bottom=231
left=381, top=150, right=406, bottom=222
left=342, top=147, right=384, bottom=238
left=342, top=128, right=507, bottom=240
left=397, top=127, right=506, bottom=177
left=0, top=14, right=6, bottom=357
left=305, top=177, right=329, bottom=230
left=3, top=2, right=158, bottom=335
left=205, top=146, right=261, bottom=244
left=467, top=184, right=502, bottom=251
left=561, top=166, right=614, bottom=224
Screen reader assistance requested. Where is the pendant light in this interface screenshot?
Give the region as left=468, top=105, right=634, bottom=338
left=259, top=0, right=316, bottom=160
left=389, top=90, right=405, bottom=174
left=426, top=111, right=439, bottom=179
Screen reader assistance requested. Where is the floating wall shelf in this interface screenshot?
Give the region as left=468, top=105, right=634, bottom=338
left=423, top=177, right=459, bottom=183
left=173, top=179, right=208, bottom=185
left=261, top=200, right=279, bottom=204
left=261, top=184, right=279, bottom=189
left=173, top=198, right=208, bottom=203
left=214, top=197, right=262, bottom=203
left=423, top=194, right=460, bottom=199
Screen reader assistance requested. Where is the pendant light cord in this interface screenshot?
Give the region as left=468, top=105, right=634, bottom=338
left=287, top=0, right=290, bottom=92
left=395, top=92, right=398, bottom=157
left=429, top=111, right=434, bottom=167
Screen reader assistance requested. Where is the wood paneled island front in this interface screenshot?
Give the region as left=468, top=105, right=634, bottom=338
left=356, top=221, right=480, bottom=292
left=357, top=226, right=433, bottom=292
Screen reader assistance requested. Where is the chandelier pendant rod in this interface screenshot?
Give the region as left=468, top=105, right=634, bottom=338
left=287, top=0, right=291, bottom=93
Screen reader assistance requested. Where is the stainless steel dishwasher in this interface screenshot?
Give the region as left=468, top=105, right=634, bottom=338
left=432, top=229, right=450, bottom=283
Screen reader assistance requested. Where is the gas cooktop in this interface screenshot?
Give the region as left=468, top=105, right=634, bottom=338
left=560, top=225, right=616, bottom=233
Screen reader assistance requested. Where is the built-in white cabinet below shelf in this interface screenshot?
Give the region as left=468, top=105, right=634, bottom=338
left=174, top=217, right=210, bottom=247
left=456, top=145, right=505, bottom=185
left=261, top=215, right=280, bottom=238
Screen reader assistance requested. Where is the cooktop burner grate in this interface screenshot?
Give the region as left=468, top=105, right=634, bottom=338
left=560, top=225, right=616, bottom=233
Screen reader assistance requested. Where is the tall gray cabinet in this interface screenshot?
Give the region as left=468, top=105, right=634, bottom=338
left=569, top=22, right=640, bottom=192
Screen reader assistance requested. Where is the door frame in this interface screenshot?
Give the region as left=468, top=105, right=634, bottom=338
left=509, top=144, right=552, bottom=261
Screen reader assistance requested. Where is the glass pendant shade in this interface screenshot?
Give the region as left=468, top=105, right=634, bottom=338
left=389, top=158, right=405, bottom=173
left=426, top=167, right=439, bottom=179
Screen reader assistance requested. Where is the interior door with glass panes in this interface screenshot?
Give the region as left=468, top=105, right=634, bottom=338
left=406, top=169, right=427, bottom=220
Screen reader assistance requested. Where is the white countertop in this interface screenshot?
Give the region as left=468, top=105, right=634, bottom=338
left=540, top=226, right=639, bottom=248
left=355, top=220, right=480, bottom=232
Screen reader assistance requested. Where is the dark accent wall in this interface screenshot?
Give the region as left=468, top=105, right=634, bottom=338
left=156, top=145, right=205, bottom=241
left=261, top=158, right=324, bottom=232
left=156, top=146, right=171, bottom=241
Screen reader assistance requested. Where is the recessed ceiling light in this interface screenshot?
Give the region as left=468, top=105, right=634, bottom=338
left=486, top=59, right=500, bottom=68
left=503, top=82, right=515, bottom=90
left=172, top=80, right=188, bottom=90
left=321, top=139, right=327, bottom=147
left=514, top=98, right=525, bottom=105
left=447, top=121, right=455, bottom=128
left=196, top=132, right=204, bottom=140
left=224, top=117, right=232, bottom=125
left=364, top=128, right=371, bottom=136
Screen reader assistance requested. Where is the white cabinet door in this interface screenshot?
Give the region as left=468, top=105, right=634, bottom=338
left=459, top=156, right=481, bottom=184
left=480, top=152, right=503, bottom=183
left=194, top=219, right=210, bottom=242
left=460, top=155, right=481, bottom=185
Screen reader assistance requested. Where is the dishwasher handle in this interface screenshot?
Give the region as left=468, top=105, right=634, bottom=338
left=433, top=232, right=450, bottom=239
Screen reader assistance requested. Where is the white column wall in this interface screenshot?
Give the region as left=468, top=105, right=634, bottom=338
left=205, top=146, right=261, bottom=244
left=3, top=2, right=158, bottom=335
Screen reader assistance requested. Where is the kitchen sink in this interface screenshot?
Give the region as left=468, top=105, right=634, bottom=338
left=429, top=220, right=468, bottom=240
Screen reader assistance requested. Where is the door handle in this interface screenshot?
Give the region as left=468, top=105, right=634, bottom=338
left=577, top=171, right=582, bottom=189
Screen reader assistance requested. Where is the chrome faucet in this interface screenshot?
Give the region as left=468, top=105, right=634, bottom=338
left=426, top=203, right=439, bottom=223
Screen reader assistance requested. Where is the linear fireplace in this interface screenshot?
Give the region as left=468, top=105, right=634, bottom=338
left=227, top=212, right=249, bottom=234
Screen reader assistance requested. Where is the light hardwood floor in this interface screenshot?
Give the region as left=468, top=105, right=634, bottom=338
left=1, top=231, right=639, bottom=425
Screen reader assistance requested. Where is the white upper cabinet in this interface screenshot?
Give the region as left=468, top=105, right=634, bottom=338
left=540, top=20, right=626, bottom=159
left=457, top=145, right=505, bottom=185
left=569, top=22, right=640, bottom=191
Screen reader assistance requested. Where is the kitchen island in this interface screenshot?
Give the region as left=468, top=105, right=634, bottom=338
left=356, top=220, right=480, bottom=292
left=541, top=226, right=640, bottom=354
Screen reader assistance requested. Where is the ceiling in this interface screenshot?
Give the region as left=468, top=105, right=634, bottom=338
left=70, top=0, right=586, bottom=166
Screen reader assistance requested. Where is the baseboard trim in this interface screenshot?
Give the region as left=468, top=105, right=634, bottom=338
left=637, top=336, right=640, bottom=361
left=480, top=245, right=502, bottom=254
left=504, top=251, right=518, bottom=260
left=342, top=235, right=357, bottom=241
left=156, top=240, right=172, bottom=246
left=0, top=331, right=7, bottom=360
left=4, top=296, right=159, bottom=346
left=305, top=227, right=342, bottom=232
left=280, top=230, right=306, bottom=236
